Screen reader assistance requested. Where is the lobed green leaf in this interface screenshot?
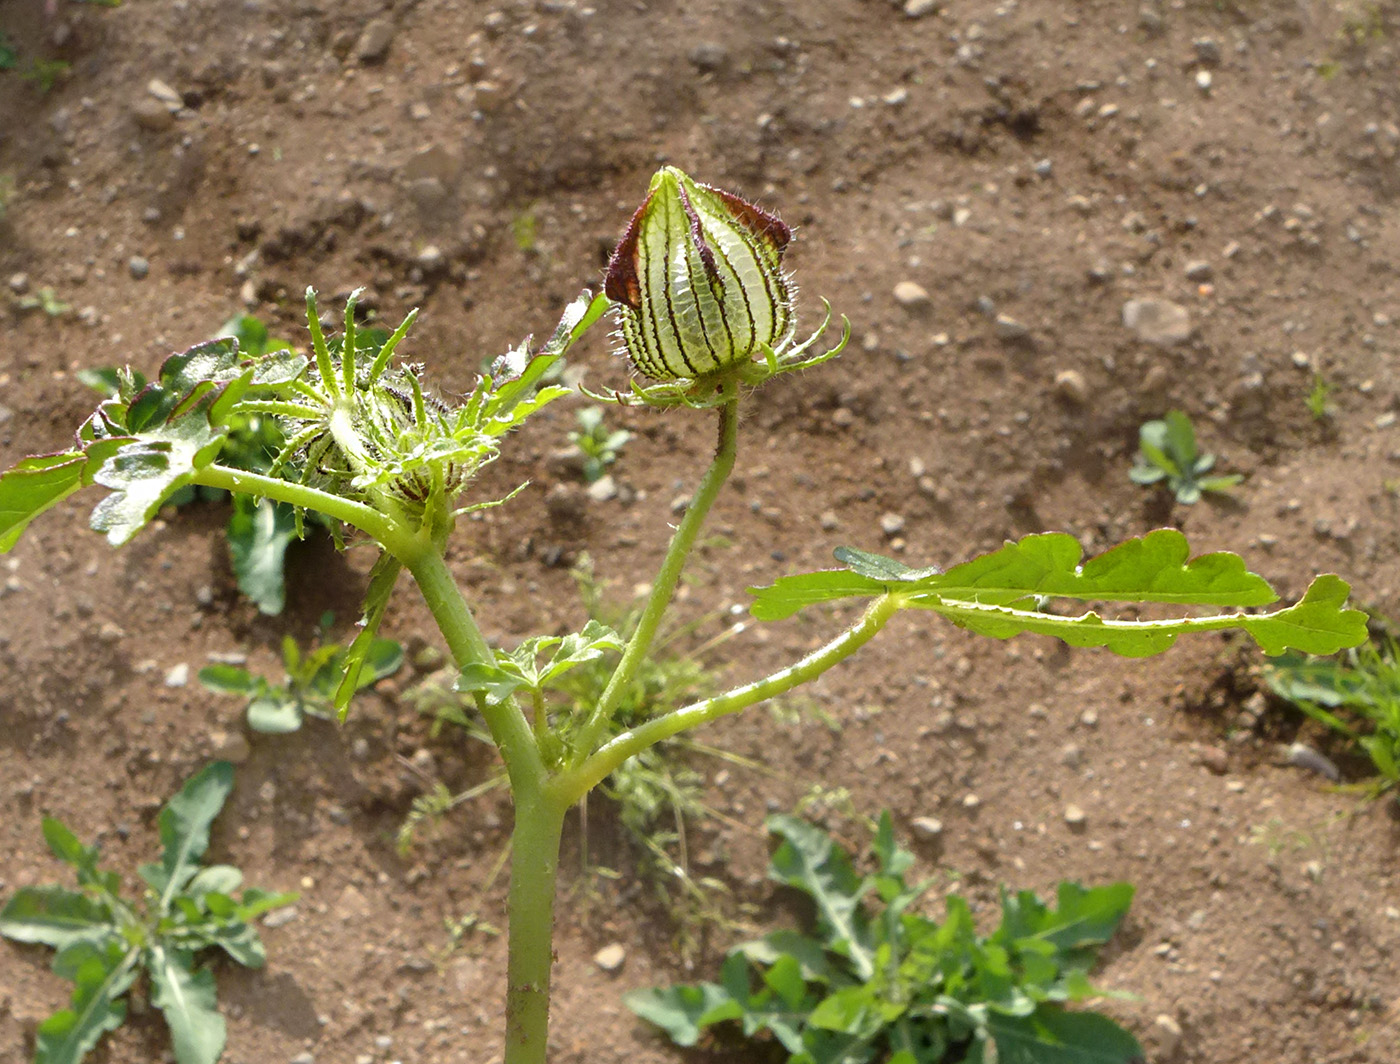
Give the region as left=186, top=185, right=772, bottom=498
left=227, top=495, right=297, bottom=615
left=979, top=1008, right=1144, bottom=1064
left=36, top=940, right=138, bottom=1064
left=0, top=887, right=115, bottom=951
left=142, top=763, right=234, bottom=908
left=766, top=815, right=874, bottom=980
left=750, top=531, right=1365, bottom=658
left=148, top=946, right=226, bottom=1064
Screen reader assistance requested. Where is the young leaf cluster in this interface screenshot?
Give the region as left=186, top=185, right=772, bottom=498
left=0, top=763, right=296, bottom=1064
left=80, top=315, right=308, bottom=615
left=627, top=813, right=1142, bottom=1064
left=1129, top=410, right=1242, bottom=504
left=749, top=529, right=1365, bottom=659
left=200, top=624, right=402, bottom=733
left=1265, top=635, right=1400, bottom=790
left=567, top=405, right=631, bottom=483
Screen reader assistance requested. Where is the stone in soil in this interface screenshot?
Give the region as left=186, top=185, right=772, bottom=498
left=356, top=18, right=396, bottom=63
left=893, top=280, right=932, bottom=309
left=593, top=943, right=626, bottom=972
left=1122, top=297, right=1192, bottom=346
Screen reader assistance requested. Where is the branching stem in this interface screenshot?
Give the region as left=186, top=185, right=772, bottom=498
left=571, top=398, right=740, bottom=760
left=553, top=594, right=903, bottom=806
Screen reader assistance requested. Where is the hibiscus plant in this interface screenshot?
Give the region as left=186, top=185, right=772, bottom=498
left=0, top=166, right=1368, bottom=1063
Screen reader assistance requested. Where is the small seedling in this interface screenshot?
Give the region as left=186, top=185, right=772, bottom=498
left=16, top=286, right=71, bottom=317
left=1305, top=373, right=1336, bottom=421
left=20, top=57, right=69, bottom=93
left=567, top=405, right=631, bottom=483
left=1265, top=634, right=1400, bottom=793
left=0, top=762, right=297, bottom=1064
left=628, top=812, right=1142, bottom=1063
left=1130, top=409, right=1242, bottom=504
left=200, top=623, right=402, bottom=733
left=512, top=206, right=538, bottom=252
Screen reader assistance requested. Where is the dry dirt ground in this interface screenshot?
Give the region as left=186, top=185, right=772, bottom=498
left=3, top=0, right=1400, bottom=1062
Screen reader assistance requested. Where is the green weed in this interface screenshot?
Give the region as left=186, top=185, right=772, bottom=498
left=567, top=405, right=631, bottom=483
left=16, top=286, right=71, bottom=317
left=1305, top=373, right=1337, bottom=421
left=1130, top=409, right=1242, bottom=504
left=200, top=619, right=402, bottom=734
left=1265, top=633, right=1400, bottom=793
left=628, top=812, right=1142, bottom=1063
left=0, top=763, right=297, bottom=1064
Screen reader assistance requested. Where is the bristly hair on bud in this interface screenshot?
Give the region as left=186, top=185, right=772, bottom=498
left=601, top=166, right=847, bottom=409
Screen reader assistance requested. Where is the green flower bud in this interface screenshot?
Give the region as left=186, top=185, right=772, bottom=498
left=605, top=167, right=795, bottom=382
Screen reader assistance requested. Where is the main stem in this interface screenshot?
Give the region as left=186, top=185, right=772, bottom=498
left=401, top=545, right=561, bottom=1064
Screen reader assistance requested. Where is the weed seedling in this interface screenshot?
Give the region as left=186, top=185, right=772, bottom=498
left=567, top=405, right=631, bottom=483
left=1265, top=634, right=1400, bottom=793
left=1130, top=409, right=1243, bottom=504
left=200, top=621, right=402, bottom=733
left=0, top=166, right=1369, bottom=1064
left=1306, top=373, right=1337, bottom=422
left=16, top=286, right=71, bottom=317
left=0, top=763, right=297, bottom=1064
left=629, top=813, right=1140, bottom=1062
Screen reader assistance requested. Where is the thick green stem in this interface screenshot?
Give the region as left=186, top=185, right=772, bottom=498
left=572, top=399, right=740, bottom=760
left=402, top=545, right=544, bottom=786
left=553, top=594, right=903, bottom=806
left=503, top=787, right=568, bottom=1064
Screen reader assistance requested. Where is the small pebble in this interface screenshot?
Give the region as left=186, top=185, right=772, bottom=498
left=1194, top=744, right=1229, bottom=775
left=911, top=816, right=943, bottom=839
left=994, top=314, right=1030, bottom=342
left=962, top=793, right=981, bottom=809
left=132, top=98, right=175, bottom=132
left=819, top=510, right=839, bottom=531
left=1064, top=804, right=1087, bottom=829
left=880, top=512, right=906, bottom=536
left=1122, top=297, right=1192, bottom=346
left=1080, top=709, right=1098, bottom=728
left=1284, top=742, right=1340, bottom=782
left=356, top=18, right=396, bottom=63
left=904, top=0, right=940, bottom=16
left=415, top=244, right=445, bottom=272
left=128, top=256, right=150, bottom=280
left=1184, top=259, right=1213, bottom=281
left=1154, top=1014, right=1184, bottom=1058
left=163, top=663, right=189, bottom=687
left=146, top=78, right=182, bottom=107
left=586, top=475, right=618, bottom=502
left=1052, top=369, right=1088, bottom=405
left=686, top=41, right=729, bottom=73
left=893, top=280, right=932, bottom=310
left=210, top=730, right=252, bottom=764
left=593, top=943, right=626, bottom=972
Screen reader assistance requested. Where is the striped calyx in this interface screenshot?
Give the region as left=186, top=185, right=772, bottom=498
left=605, top=167, right=794, bottom=382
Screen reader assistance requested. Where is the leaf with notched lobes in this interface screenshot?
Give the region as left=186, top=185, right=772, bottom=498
left=0, top=443, right=121, bottom=553
left=749, top=530, right=1365, bottom=659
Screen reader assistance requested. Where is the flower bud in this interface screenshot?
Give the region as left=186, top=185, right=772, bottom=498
left=605, top=166, right=794, bottom=382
